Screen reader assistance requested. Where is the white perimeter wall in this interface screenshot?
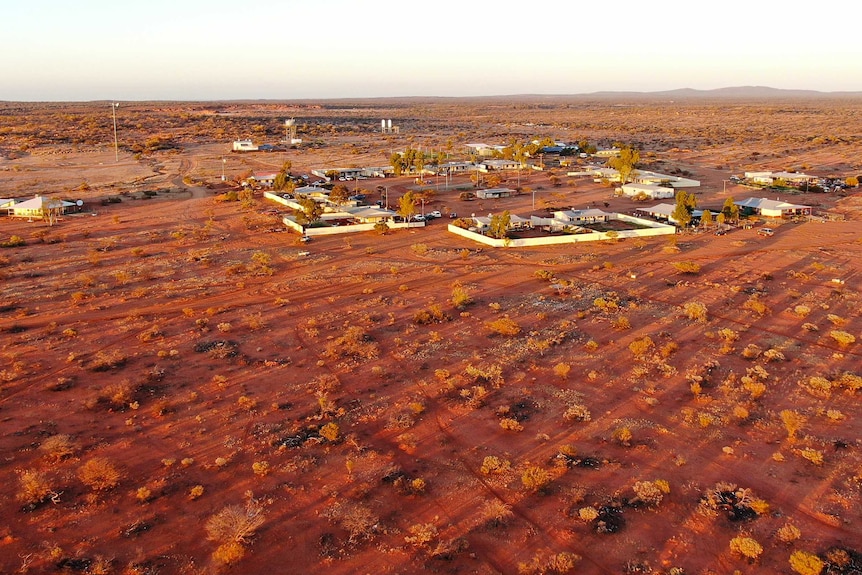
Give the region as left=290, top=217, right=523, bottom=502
left=447, top=214, right=674, bottom=248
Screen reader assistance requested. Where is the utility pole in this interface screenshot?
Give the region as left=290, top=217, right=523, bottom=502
left=111, top=102, right=120, bottom=162
left=222, top=157, right=226, bottom=181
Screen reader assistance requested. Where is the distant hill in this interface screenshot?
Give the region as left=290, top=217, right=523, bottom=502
left=581, top=86, right=862, bottom=99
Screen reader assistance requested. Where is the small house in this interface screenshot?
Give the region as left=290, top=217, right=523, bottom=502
left=621, top=183, right=675, bottom=200
left=734, top=197, right=811, bottom=218
left=232, top=140, right=258, bottom=152
left=476, top=188, right=515, bottom=199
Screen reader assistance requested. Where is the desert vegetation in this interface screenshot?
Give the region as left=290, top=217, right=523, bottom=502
left=0, top=97, right=861, bottom=573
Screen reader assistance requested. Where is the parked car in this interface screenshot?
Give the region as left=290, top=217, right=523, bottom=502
left=757, top=227, right=774, bottom=237
left=412, top=214, right=426, bottom=222
left=429, top=210, right=442, bottom=219
left=714, top=228, right=727, bottom=236
left=449, top=212, right=458, bottom=218
left=299, top=235, right=312, bottom=243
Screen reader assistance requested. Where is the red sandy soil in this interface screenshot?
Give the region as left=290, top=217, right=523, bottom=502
left=1, top=99, right=861, bottom=575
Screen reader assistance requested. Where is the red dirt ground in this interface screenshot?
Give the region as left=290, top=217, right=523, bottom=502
left=1, top=99, right=861, bottom=575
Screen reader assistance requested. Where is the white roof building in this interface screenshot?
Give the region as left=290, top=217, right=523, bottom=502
left=734, top=197, right=811, bottom=217
left=621, top=183, right=675, bottom=199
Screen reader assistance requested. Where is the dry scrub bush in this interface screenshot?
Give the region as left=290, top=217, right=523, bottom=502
left=683, top=301, right=708, bottom=322
left=612, top=426, right=633, bottom=446
left=480, top=500, right=513, bottom=528
left=764, top=348, right=785, bottom=362
left=486, top=316, right=521, bottom=336
left=837, top=372, right=862, bottom=391
left=521, top=465, right=551, bottom=492
left=777, top=523, right=801, bottom=543
left=206, top=500, right=266, bottom=544
left=17, top=469, right=52, bottom=504
left=252, top=461, right=270, bottom=477
left=188, top=485, right=205, bottom=500
left=325, top=325, right=379, bottom=360
left=743, top=296, right=770, bottom=317
left=673, top=261, right=701, bottom=275
left=464, top=363, right=504, bottom=387
left=632, top=480, right=669, bottom=507
left=628, top=336, right=654, bottom=358
left=323, top=501, right=379, bottom=543
left=563, top=404, right=591, bottom=422
left=405, top=523, right=438, bottom=547
left=89, top=350, right=127, bottom=371
left=730, top=536, right=763, bottom=560
left=413, top=304, right=450, bottom=325
left=78, top=457, right=121, bottom=492
left=827, top=313, right=847, bottom=326
left=802, top=375, right=832, bottom=399
left=578, top=506, right=600, bottom=522
left=480, top=456, right=511, bottom=475
left=500, top=417, right=524, bottom=432
left=451, top=284, right=472, bottom=309
left=553, top=362, right=571, bottom=379
left=320, top=422, right=340, bottom=442
left=612, top=316, right=631, bottom=330
left=829, top=330, right=856, bottom=346
left=39, top=434, right=78, bottom=462
left=794, top=305, right=811, bottom=318
left=742, top=344, right=762, bottom=359
left=584, top=340, right=599, bottom=352
left=789, top=550, right=824, bottom=575
left=518, top=551, right=581, bottom=574
left=796, top=447, right=824, bottom=466
left=213, top=541, right=245, bottom=565
left=781, top=410, right=806, bottom=441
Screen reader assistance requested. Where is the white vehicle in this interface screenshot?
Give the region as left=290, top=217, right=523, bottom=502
left=412, top=214, right=426, bottom=222
left=429, top=210, right=442, bottom=218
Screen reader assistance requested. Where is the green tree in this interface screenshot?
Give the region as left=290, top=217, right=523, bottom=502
left=297, top=198, right=323, bottom=225
left=488, top=211, right=511, bottom=239
left=389, top=153, right=404, bottom=177
left=700, top=208, right=714, bottom=229
left=845, top=176, right=858, bottom=188
left=672, top=190, right=697, bottom=228
left=272, top=161, right=293, bottom=191
left=398, top=192, right=417, bottom=220
left=721, top=197, right=740, bottom=224
left=608, top=146, right=640, bottom=184
left=329, top=184, right=350, bottom=205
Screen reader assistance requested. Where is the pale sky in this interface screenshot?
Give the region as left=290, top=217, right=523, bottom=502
left=2, top=0, right=860, bottom=101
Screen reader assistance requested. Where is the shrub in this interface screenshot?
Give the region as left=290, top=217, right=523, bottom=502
left=1, top=235, right=25, bottom=248
left=320, top=422, right=340, bottom=442
left=480, top=456, right=511, bottom=475
left=486, top=316, right=521, bottom=336
left=683, top=301, right=708, bottom=322
left=628, top=336, right=654, bottom=358
left=206, top=500, right=266, bottom=544
left=796, top=447, right=824, bottom=466
left=499, top=417, right=524, bottom=432
left=39, top=434, right=78, bottom=462
left=213, top=541, right=246, bottom=565
left=780, top=410, right=806, bottom=441
left=612, top=316, right=631, bottom=330
left=521, top=465, right=551, bottom=492
left=553, top=363, right=571, bottom=379
left=776, top=523, right=801, bottom=543
left=743, top=296, right=770, bottom=316
left=325, top=325, right=379, bottom=360
left=563, top=404, right=591, bottom=422
left=189, top=485, right=205, bottom=500
left=789, top=550, right=824, bottom=575
left=17, top=469, right=52, bottom=504
left=451, top=284, right=472, bottom=309
left=829, top=330, right=856, bottom=346
left=730, top=536, right=763, bottom=560
left=673, top=261, right=701, bottom=274
left=632, top=480, right=665, bottom=506
left=413, top=304, right=450, bottom=325
left=612, top=426, right=633, bottom=446
left=78, top=457, right=122, bottom=491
